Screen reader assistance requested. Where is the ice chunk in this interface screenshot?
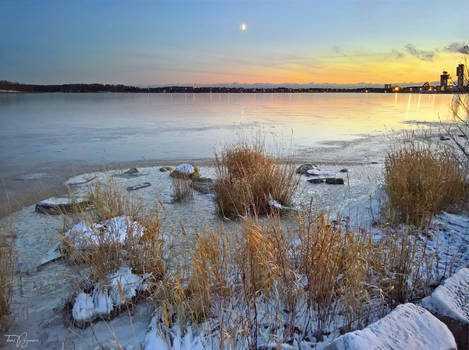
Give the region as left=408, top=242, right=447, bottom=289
left=71, top=267, right=150, bottom=324
left=72, top=293, right=95, bottom=322
left=324, top=303, right=456, bottom=350
left=421, top=267, right=469, bottom=324
left=64, top=216, right=143, bottom=249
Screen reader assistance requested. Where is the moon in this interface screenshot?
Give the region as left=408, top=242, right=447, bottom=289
left=240, top=23, right=247, bottom=31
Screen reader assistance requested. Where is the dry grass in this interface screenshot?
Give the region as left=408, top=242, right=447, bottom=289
left=384, top=144, right=468, bottom=226
left=171, top=178, right=193, bottom=202
left=61, top=182, right=165, bottom=283
left=214, top=143, right=298, bottom=217
left=297, top=213, right=373, bottom=332
left=370, top=227, right=440, bottom=306
left=0, top=224, right=15, bottom=331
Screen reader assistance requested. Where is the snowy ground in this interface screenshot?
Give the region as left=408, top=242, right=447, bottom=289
left=1, top=161, right=468, bottom=349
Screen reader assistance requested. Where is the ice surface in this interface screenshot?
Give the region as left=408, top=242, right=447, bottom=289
left=421, top=267, right=469, bottom=324
left=324, top=303, right=456, bottom=350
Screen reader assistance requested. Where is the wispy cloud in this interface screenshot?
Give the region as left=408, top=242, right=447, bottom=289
left=444, top=42, right=469, bottom=55
left=404, top=44, right=434, bottom=61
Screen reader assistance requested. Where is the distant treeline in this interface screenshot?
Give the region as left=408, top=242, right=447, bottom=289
left=1, top=80, right=389, bottom=93
left=1, top=80, right=462, bottom=94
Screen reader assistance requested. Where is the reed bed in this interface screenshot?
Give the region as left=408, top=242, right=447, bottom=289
left=384, top=144, right=468, bottom=226
left=0, top=224, right=15, bottom=331
left=214, top=143, right=298, bottom=218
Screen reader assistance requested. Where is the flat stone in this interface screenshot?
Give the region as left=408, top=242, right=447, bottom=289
left=324, top=303, right=456, bottom=350
left=126, top=182, right=151, bottom=191
left=308, top=178, right=325, bottom=184
left=325, top=178, right=344, bottom=185
left=35, top=197, right=90, bottom=215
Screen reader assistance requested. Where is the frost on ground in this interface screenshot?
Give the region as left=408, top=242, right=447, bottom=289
left=72, top=266, right=150, bottom=324
left=421, top=267, right=469, bottom=324
left=324, top=303, right=456, bottom=350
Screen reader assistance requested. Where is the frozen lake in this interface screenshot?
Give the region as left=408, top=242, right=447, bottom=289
left=0, top=92, right=455, bottom=178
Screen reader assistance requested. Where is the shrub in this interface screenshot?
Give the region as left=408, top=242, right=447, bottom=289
left=384, top=144, right=468, bottom=226
left=214, top=143, right=298, bottom=217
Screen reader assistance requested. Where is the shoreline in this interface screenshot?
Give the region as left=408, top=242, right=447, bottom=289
left=0, top=156, right=379, bottom=218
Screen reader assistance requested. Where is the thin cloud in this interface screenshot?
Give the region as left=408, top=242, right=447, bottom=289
left=404, top=44, right=435, bottom=61
left=445, top=42, right=469, bottom=55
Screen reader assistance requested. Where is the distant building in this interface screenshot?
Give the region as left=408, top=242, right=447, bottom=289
left=440, top=71, right=450, bottom=91
left=456, top=64, right=465, bottom=90
left=384, top=84, right=392, bottom=91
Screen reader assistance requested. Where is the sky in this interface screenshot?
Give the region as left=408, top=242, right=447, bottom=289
left=1, top=0, right=468, bottom=86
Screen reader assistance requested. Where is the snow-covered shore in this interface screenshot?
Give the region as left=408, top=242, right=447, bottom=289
left=1, top=161, right=468, bottom=349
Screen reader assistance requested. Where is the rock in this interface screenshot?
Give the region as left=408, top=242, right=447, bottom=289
left=296, top=163, right=319, bottom=175
left=191, top=177, right=214, bottom=194
left=308, top=178, right=325, bottom=184
left=126, top=182, right=151, bottom=191
left=124, top=168, right=139, bottom=176
left=325, top=178, right=344, bottom=185
left=421, top=268, right=469, bottom=350
left=71, top=267, right=150, bottom=325
left=159, top=166, right=173, bottom=172
left=35, top=197, right=90, bottom=215
left=324, top=303, right=456, bottom=350
left=170, top=163, right=199, bottom=179
left=440, top=136, right=451, bottom=141
left=339, top=168, right=348, bottom=173
left=113, top=168, right=141, bottom=178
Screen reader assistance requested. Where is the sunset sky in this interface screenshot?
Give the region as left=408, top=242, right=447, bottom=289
left=1, top=0, right=468, bottom=86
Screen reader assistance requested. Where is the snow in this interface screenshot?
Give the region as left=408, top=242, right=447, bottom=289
left=72, top=293, right=95, bottom=322
left=72, top=267, right=150, bottom=322
left=144, top=317, right=204, bottom=350
left=268, top=194, right=285, bottom=209
left=38, top=196, right=76, bottom=206
left=64, top=216, right=143, bottom=249
left=174, top=163, right=195, bottom=175
left=421, top=267, right=469, bottom=324
left=324, top=303, right=456, bottom=350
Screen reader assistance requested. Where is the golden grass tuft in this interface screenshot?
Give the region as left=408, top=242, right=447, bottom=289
left=61, top=182, right=165, bottom=283
left=214, top=143, right=298, bottom=217
left=384, top=144, right=468, bottom=226
left=0, top=225, right=15, bottom=331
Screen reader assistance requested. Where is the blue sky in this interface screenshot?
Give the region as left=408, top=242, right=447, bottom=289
left=1, top=0, right=468, bottom=85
